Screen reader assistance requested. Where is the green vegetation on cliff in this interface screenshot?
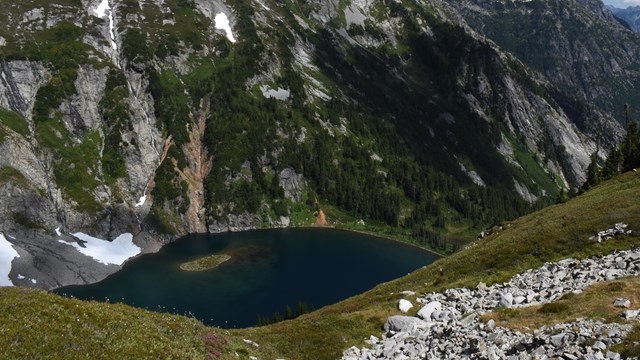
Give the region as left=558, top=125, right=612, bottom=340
left=0, top=0, right=610, bottom=253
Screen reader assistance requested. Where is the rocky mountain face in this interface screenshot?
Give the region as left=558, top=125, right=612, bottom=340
left=609, top=5, right=640, bottom=32
left=447, top=0, right=640, bottom=120
left=0, top=0, right=627, bottom=289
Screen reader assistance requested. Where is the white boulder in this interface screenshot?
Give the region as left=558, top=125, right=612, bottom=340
left=398, top=299, right=413, bottom=313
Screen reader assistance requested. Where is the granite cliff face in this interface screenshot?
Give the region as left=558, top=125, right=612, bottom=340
left=609, top=5, right=640, bottom=33
left=0, top=0, right=629, bottom=288
left=447, top=0, right=640, bottom=120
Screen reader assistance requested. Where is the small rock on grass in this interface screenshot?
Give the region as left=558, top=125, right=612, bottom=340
left=398, top=299, right=413, bottom=313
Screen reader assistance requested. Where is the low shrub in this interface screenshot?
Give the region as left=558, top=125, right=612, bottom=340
left=539, top=302, right=570, bottom=314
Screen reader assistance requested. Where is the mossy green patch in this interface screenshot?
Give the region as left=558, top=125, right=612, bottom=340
left=508, top=132, right=561, bottom=199
left=36, top=119, right=102, bottom=212
left=146, top=206, right=181, bottom=236
left=0, top=167, right=44, bottom=195
left=100, top=69, right=130, bottom=183
left=180, top=254, right=231, bottom=271
left=0, top=108, right=29, bottom=136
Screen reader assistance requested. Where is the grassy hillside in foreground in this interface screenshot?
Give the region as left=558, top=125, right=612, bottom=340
left=1, top=172, right=640, bottom=359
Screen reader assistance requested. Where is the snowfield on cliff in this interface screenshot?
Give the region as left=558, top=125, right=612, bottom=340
left=0, top=233, right=20, bottom=286
left=58, top=233, right=140, bottom=266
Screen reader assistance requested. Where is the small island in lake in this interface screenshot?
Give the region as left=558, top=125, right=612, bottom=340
left=180, top=254, right=231, bottom=272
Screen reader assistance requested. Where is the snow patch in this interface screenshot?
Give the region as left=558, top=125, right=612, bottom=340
left=17, top=274, right=25, bottom=280
left=30, top=278, right=36, bottom=284
left=0, top=233, right=20, bottom=286
left=93, top=0, right=109, bottom=17
left=106, top=6, right=117, bottom=51
left=215, top=13, right=236, bottom=43
left=55, top=227, right=62, bottom=236
left=58, top=232, right=140, bottom=266
left=135, top=195, right=147, bottom=207
left=92, top=0, right=119, bottom=59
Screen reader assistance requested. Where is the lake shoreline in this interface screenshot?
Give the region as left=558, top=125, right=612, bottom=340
left=54, top=228, right=439, bottom=328
left=299, top=225, right=446, bottom=257
left=47, top=225, right=443, bottom=292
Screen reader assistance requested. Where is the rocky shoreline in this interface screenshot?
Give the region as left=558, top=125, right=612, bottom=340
left=343, top=224, right=638, bottom=359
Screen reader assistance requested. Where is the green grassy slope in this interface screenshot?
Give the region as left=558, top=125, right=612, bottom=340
left=1, top=171, right=639, bottom=359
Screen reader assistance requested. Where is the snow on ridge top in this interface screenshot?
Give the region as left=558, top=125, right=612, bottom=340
left=58, top=232, right=140, bottom=266
left=93, top=0, right=110, bottom=18
left=214, top=13, right=237, bottom=43
left=0, top=233, right=20, bottom=286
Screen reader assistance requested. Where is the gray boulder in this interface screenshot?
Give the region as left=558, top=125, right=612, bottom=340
left=417, top=301, right=442, bottom=320
left=384, top=315, right=429, bottom=333
left=613, top=298, right=631, bottom=308
left=500, top=292, right=514, bottom=308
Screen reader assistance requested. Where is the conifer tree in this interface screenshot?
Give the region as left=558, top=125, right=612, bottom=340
left=621, top=104, right=640, bottom=171
left=601, top=148, right=622, bottom=179
left=581, top=152, right=601, bottom=192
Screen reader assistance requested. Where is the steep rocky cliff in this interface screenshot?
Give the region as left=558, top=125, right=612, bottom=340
left=447, top=0, right=640, bottom=120
left=609, top=5, right=640, bottom=32
left=0, top=0, right=627, bottom=289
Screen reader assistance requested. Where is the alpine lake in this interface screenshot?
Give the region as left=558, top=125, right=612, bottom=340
left=54, top=228, right=439, bottom=328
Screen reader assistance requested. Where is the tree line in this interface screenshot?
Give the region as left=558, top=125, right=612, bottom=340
left=582, top=104, right=640, bottom=192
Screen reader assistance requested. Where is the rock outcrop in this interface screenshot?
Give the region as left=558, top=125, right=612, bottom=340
left=448, top=0, right=640, bottom=121
left=609, top=5, right=640, bottom=33
left=343, top=225, right=640, bottom=359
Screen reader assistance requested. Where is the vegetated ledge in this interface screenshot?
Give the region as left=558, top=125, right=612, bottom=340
left=0, top=171, right=638, bottom=359
left=179, top=254, right=231, bottom=272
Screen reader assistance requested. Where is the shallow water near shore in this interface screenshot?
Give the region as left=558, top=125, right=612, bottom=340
left=55, top=228, right=438, bottom=328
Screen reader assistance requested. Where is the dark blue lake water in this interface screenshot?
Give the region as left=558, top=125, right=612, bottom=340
left=54, top=228, right=438, bottom=328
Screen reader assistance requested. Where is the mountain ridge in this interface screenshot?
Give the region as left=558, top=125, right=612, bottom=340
left=0, top=0, right=629, bottom=288
left=447, top=0, right=640, bottom=120
left=609, top=4, right=640, bottom=32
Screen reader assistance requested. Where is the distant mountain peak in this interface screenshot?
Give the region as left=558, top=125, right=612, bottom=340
left=609, top=2, right=640, bottom=31
left=602, top=0, right=640, bottom=9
